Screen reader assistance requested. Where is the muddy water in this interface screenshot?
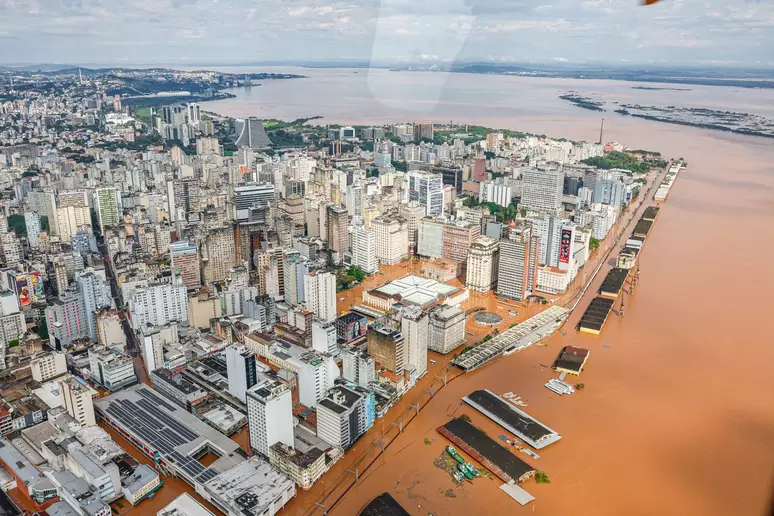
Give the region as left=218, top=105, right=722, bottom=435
left=195, top=68, right=774, bottom=515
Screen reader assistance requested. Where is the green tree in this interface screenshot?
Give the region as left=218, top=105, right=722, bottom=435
left=7, top=214, right=27, bottom=237
left=484, top=151, right=495, bottom=160
left=589, top=237, right=601, bottom=251
left=37, top=317, right=49, bottom=340
left=535, top=471, right=550, bottom=484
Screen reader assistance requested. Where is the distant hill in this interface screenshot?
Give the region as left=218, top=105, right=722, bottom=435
left=4, top=64, right=82, bottom=72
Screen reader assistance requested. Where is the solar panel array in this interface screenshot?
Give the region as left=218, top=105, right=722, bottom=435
left=103, top=387, right=220, bottom=484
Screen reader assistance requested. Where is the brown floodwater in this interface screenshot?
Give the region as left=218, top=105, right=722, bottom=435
left=170, top=68, right=774, bottom=515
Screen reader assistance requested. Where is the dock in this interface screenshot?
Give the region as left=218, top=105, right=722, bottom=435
left=598, top=268, right=630, bottom=299
left=500, top=482, right=535, bottom=505
left=461, top=389, right=562, bottom=449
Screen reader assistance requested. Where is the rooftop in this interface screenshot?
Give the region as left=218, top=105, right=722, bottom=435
left=203, top=457, right=293, bottom=516
left=368, top=275, right=462, bottom=308
left=157, top=493, right=215, bottom=516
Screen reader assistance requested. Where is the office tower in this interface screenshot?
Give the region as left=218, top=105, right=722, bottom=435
left=294, top=351, right=339, bottom=408
left=202, top=227, right=236, bottom=283
left=594, top=175, right=625, bottom=207
left=128, top=279, right=189, bottom=330
left=479, top=181, right=512, bottom=207
left=442, top=220, right=481, bottom=263
left=520, top=167, right=565, bottom=215
left=367, top=324, right=405, bottom=375
left=399, top=202, right=425, bottom=255
left=312, top=321, right=337, bottom=355
left=76, top=271, right=113, bottom=341
left=46, top=291, right=89, bottom=350
left=346, top=183, right=364, bottom=218
left=283, top=253, right=308, bottom=306
left=187, top=102, right=200, bottom=125
left=413, top=121, right=434, bottom=142
left=342, top=348, right=375, bottom=387
left=29, top=190, right=58, bottom=235
left=496, top=222, right=539, bottom=302
left=233, top=117, right=273, bottom=149
left=303, top=271, right=336, bottom=323
left=428, top=305, right=466, bottom=354
left=168, top=178, right=201, bottom=221
left=401, top=306, right=428, bottom=379
left=60, top=376, right=96, bottom=426
left=316, top=385, right=374, bottom=449
left=56, top=205, right=90, bottom=242
left=170, top=241, right=201, bottom=288
left=88, top=346, right=137, bottom=390
left=222, top=286, right=259, bottom=317
left=233, top=184, right=274, bottom=222
left=24, top=212, right=41, bottom=248
left=226, top=346, right=258, bottom=403
left=51, top=255, right=70, bottom=295
left=325, top=205, right=348, bottom=265
left=407, top=170, right=444, bottom=217
left=466, top=236, right=500, bottom=292
left=246, top=378, right=294, bottom=458
left=417, top=219, right=444, bottom=259
left=95, top=187, right=120, bottom=230
left=372, top=211, right=408, bottom=265
left=350, top=226, right=377, bottom=274
left=196, top=136, right=221, bottom=155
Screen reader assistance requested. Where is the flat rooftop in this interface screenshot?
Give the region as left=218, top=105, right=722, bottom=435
left=555, top=346, right=590, bottom=374
left=202, top=456, right=293, bottom=516
left=438, top=417, right=535, bottom=483
left=359, top=493, right=410, bottom=516
left=462, top=390, right=562, bottom=449
left=157, top=493, right=215, bottom=516
left=598, top=268, right=629, bottom=298
left=642, top=206, right=660, bottom=221
left=94, top=384, right=242, bottom=486
left=633, top=218, right=653, bottom=237
left=368, top=275, right=462, bottom=308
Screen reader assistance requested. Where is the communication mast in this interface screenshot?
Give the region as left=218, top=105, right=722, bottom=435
left=598, top=118, right=604, bottom=145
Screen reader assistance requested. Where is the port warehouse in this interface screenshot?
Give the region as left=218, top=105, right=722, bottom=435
left=642, top=206, right=660, bottom=222
left=578, top=297, right=615, bottom=335
left=654, top=163, right=682, bottom=201
left=554, top=346, right=590, bottom=375
left=453, top=306, right=569, bottom=371
left=632, top=219, right=654, bottom=239
left=462, top=390, right=562, bottom=450
left=437, top=418, right=535, bottom=484
left=598, top=268, right=629, bottom=299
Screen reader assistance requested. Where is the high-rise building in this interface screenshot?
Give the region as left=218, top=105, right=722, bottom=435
left=325, top=205, right=348, bottom=265
left=168, top=178, right=201, bottom=221
left=303, top=271, right=336, bottom=323
left=233, top=184, right=274, bottom=222
left=316, top=385, right=374, bottom=449
left=401, top=306, right=429, bottom=380
left=520, top=167, right=565, bottom=215
left=417, top=218, right=445, bottom=259
left=169, top=241, right=201, bottom=288
left=442, top=220, right=481, bottom=263
left=496, top=222, right=539, bottom=302
left=399, top=202, right=425, bottom=255
left=0, top=232, right=21, bottom=267
left=466, top=236, right=500, bottom=292
left=428, top=305, right=466, bottom=354
left=76, top=271, right=113, bottom=342
left=283, top=253, right=308, bottom=306
left=95, top=187, right=120, bottom=230
left=128, top=279, right=189, bottom=330
left=372, top=211, right=408, bottom=265
left=413, top=121, right=434, bottom=142
left=96, top=310, right=125, bottom=349
left=594, top=175, right=625, bottom=207
left=407, top=170, right=444, bottom=217
left=226, top=346, right=258, bottom=403
left=291, top=351, right=339, bottom=408
left=367, top=324, right=405, bottom=375
left=24, top=212, right=41, bottom=248
left=187, top=102, right=200, bottom=125
left=202, top=227, right=236, bottom=283
left=342, top=348, right=375, bottom=387
left=350, top=226, right=377, bottom=274
left=56, top=205, right=90, bottom=242
left=46, top=291, right=89, bottom=350
left=60, top=376, right=96, bottom=426
left=140, top=324, right=177, bottom=374
left=246, top=378, right=294, bottom=458
left=311, top=321, right=337, bottom=355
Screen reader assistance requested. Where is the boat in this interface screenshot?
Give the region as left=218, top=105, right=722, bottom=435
left=446, top=446, right=465, bottom=464
left=458, top=463, right=474, bottom=479
left=452, top=471, right=464, bottom=482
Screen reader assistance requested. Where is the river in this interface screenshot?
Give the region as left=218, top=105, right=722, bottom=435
left=196, top=67, right=774, bottom=516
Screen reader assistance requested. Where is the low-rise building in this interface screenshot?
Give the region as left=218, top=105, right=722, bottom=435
left=30, top=352, right=68, bottom=382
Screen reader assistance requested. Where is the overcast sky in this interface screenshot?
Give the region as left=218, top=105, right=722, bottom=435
left=0, top=0, right=772, bottom=66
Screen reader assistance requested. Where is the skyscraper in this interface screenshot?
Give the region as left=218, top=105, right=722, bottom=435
left=325, top=204, right=348, bottom=265
left=233, top=118, right=273, bottom=149
left=303, top=271, right=337, bottom=322
left=520, top=167, right=565, bottom=216
left=407, top=170, right=444, bottom=217
left=401, top=306, right=429, bottom=380
left=246, top=378, right=294, bottom=458
left=465, top=236, right=500, bottom=292
left=169, top=241, right=201, bottom=288
left=46, top=291, right=89, bottom=350
left=496, top=222, right=539, bottom=302
left=95, top=186, right=120, bottom=230
left=76, top=271, right=114, bottom=342
left=372, top=211, right=408, bottom=265
left=413, top=121, right=434, bottom=142
left=283, top=253, right=308, bottom=306
left=350, top=226, right=378, bottom=274
left=226, top=345, right=258, bottom=403
left=128, top=279, right=189, bottom=330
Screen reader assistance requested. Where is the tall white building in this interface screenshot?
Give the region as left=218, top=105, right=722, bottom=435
left=407, top=170, right=444, bottom=217
left=303, top=271, right=336, bottom=322
left=316, top=385, right=372, bottom=449
left=128, top=279, right=188, bottom=330
left=226, top=345, right=258, bottom=403
left=246, top=378, right=294, bottom=458
left=479, top=181, right=512, bottom=207
left=312, top=321, right=337, bottom=355
left=140, top=324, right=177, bottom=374
left=76, top=271, right=114, bottom=342
left=401, top=306, right=429, bottom=380
left=372, top=212, right=408, bottom=265
left=428, top=305, right=466, bottom=355
left=520, top=166, right=565, bottom=216
left=283, top=253, right=308, bottom=306
left=350, top=226, right=378, bottom=274
left=465, top=236, right=500, bottom=292
left=88, top=346, right=137, bottom=391
left=290, top=351, right=339, bottom=408
left=342, top=348, right=375, bottom=387
left=24, top=212, right=41, bottom=248
left=60, top=376, right=96, bottom=426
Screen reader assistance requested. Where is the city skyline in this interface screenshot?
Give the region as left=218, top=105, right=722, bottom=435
left=0, top=0, right=773, bottom=66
